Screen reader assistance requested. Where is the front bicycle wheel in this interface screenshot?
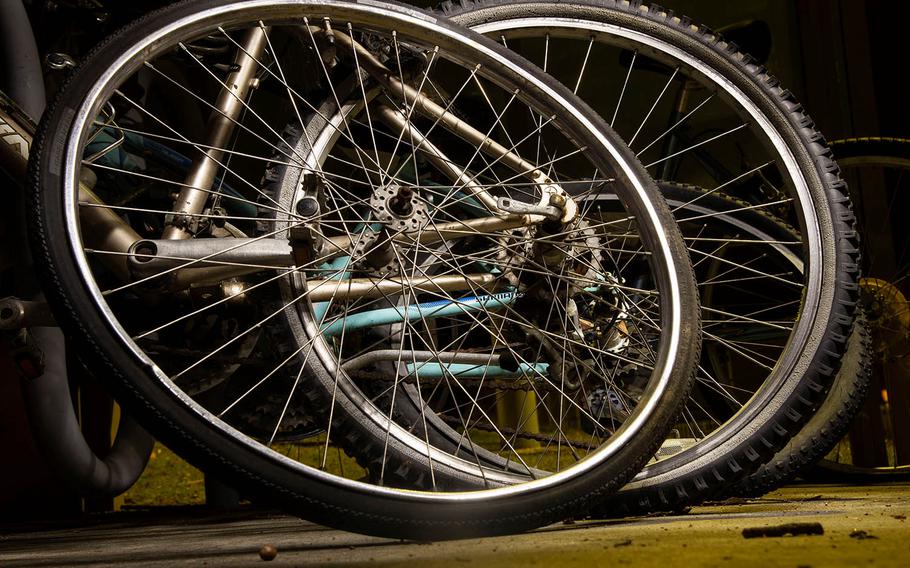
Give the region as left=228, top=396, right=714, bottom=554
left=28, top=0, right=700, bottom=538
left=439, top=0, right=860, bottom=513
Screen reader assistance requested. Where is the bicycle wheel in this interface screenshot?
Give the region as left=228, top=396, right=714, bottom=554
left=806, top=137, right=910, bottom=482
left=646, top=184, right=872, bottom=498
left=730, top=309, right=871, bottom=495
left=27, top=0, right=700, bottom=538
left=582, top=180, right=869, bottom=499
left=439, top=0, right=860, bottom=513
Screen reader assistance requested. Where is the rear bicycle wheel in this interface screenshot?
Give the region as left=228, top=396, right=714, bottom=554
left=807, top=137, right=910, bottom=482
left=645, top=184, right=872, bottom=498
left=438, top=0, right=860, bottom=513
left=582, top=182, right=872, bottom=497
left=27, top=0, right=700, bottom=538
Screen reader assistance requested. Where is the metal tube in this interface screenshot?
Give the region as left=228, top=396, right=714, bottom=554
left=133, top=213, right=538, bottom=286
left=131, top=237, right=295, bottom=274
left=79, top=186, right=143, bottom=282
left=306, top=273, right=499, bottom=302
left=173, top=264, right=266, bottom=289
left=407, top=362, right=547, bottom=379
left=20, top=327, right=155, bottom=497
left=162, top=27, right=269, bottom=240
left=320, top=292, right=515, bottom=336
left=373, top=103, right=497, bottom=211
left=330, top=29, right=578, bottom=225
left=328, top=29, right=547, bottom=182
left=407, top=213, right=536, bottom=244
left=3, top=91, right=153, bottom=498
left=342, top=349, right=505, bottom=372
left=0, top=1, right=46, bottom=123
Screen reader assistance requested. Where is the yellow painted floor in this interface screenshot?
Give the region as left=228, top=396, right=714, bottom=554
left=2, top=484, right=909, bottom=567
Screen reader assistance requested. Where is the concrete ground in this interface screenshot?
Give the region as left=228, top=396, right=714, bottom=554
left=1, top=484, right=909, bottom=567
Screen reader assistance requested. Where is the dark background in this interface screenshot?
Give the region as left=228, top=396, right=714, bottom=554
left=411, top=0, right=910, bottom=142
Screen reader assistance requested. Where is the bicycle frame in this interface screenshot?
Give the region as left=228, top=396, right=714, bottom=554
left=67, top=22, right=599, bottom=382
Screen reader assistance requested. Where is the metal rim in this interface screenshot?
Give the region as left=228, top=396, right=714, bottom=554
left=56, top=0, right=689, bottom=501
left=467, top=15, right=829, bottom=481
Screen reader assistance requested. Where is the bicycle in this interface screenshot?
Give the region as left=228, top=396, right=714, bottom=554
left=3, top=0, right=702, bottom=539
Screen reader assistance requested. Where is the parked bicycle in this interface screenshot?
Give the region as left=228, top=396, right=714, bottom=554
left=3, top=0, right=704, bottom=539
left=0, top=0, right=865, bottom=539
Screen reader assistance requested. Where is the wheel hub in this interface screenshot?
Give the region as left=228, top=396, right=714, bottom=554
left=352, top=184, right=430, bottom=274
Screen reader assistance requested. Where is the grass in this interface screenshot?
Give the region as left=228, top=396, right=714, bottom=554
left=121, top=443, right=206, bottom=507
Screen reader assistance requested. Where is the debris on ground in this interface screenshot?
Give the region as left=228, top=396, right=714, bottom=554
left=258, top=544, right=278, bottom=561
left=708, top=497, right=752, bottom=506
left=637, top=507, right=690, bottom=518
left=742, top=522, right=825, bottom=538
left=613, top=539, right=633, bottom=547
left=849, top=530, right=878, bottom=540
